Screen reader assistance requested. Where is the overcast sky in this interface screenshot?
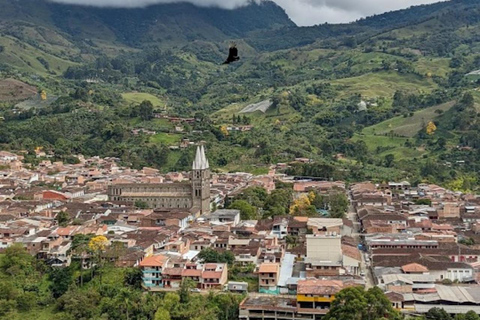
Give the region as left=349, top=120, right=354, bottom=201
left=49, top=0, right=446, bottom=26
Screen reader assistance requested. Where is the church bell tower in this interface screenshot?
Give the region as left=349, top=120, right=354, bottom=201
left=192, top=145, right=211, bottom=215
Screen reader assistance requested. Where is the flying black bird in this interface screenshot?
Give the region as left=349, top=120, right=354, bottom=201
left=222, top=43, right=240, bottom=65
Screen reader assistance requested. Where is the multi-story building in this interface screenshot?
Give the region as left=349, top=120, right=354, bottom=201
left=258, top=262, right=280, bottom=293
left=139, top=254, right=169, bottom=289
left=140, top=256, right=228, bottom=291
left=305, top=234, right=343, bottom=277
left=296, top=279, right=345, bottom=312
left=240, top=280, right=358, bottom=320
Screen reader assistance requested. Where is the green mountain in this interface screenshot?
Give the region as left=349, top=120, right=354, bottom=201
left=0, top=0, right=293, bottom=46
left=2, top=0, right=480, bottom=190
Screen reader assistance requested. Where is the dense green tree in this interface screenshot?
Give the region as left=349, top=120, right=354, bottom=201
left=138, top=100, right=154, bottom=121
left=455, top=311, right=480, bottom=320
left=0, top=244, right=35, bottom=278
left=124, top=268, right=144, bottom=289
left=198, top=248, right=235, bottom=265
left=155, top=308, right=171, bottom=320
left=232, top=186, right=268, bottom=208
left=425, top=307, right=452, bottom=320
left=328, top=191, right=349, bottom=218
left=263, top=188, right=293, bottom=218
left=56, top=211, right=70, bottom=227
left=56, top=288, right=101, bottom=320
left=229, top=200, right=257, bottom=220
left=325, top=286, right=402, bottom=320
left=384, top=154, right=395, bottom=168
left=49, top=267, right=73, bottom=298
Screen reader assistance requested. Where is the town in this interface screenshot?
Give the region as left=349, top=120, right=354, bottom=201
left=1, top=146, right=480, bottom=319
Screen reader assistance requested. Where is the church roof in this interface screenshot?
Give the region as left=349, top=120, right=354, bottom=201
left=192, top=145, right=209, bottom=170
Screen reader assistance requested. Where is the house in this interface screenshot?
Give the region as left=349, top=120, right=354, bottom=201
left=0, top=151, right=18, bottom=162
left=140, top=258, right=228, bottom=291
left=307, top=218, right=343, bottom=235
left=392, top=285, right=480, bottom=315
left=228, top=281, right=248, bottom=293
left=201, top=209, right=240, bottom=226
left=140, top=210, right=190, bottom=230
left=232, top=246, right=261, bottom=266
left=240, top=280, right=359, bottom=320
left=272, top=217, right=289, bottom=239
left=438, top=202, right=461, bottom=219
left=372, top=253, right=475, bottom=283
left=296, top=279, right=347, bottom=312
left=379, top=273, right=436, bottom=293
left=258, top=263, right=280, bottom=294
left=199, top=263, right=228, bottom=290
left=139, top=254, right=169, bottom=289
left=288, top=217, right=308, bottom=236
left=305, top=234, right=343, bottom=277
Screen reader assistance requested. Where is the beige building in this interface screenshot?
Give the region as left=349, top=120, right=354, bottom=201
left=305, top=234, right=343, bottom=277
left=306, top=234, right=342, bottom=262
left=108, top=146, right=211, bottom=215
left=258, top=263, right=280, bottom=292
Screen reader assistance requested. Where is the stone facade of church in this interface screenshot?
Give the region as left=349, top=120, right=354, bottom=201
left=108, top=146, right=211, bottom=215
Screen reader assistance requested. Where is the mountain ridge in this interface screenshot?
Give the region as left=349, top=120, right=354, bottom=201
left=0, top=0, right=294, bottom=48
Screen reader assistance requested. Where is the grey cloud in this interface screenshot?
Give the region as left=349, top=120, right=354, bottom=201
left=48, top=0, right=253, bottom=9
left=48, top=0, right=446, bottom=25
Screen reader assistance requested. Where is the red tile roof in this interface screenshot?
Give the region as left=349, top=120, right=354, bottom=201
left=182, top=269, right=202, bottom=277
left=139, top=255, right=168, bottom=267
left=401, top=263, right=429, bottom=273
left=297, top=280, right=344, bottom=295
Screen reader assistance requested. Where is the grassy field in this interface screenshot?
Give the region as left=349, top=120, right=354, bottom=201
left=332, top=71, right=437, bottom=98
left=362, top=101, right=455, bottom=137
left=122, top=92, right=166, bottom=107
left=353, top=101, right=457, bottom=161
left=353, top=133, right=426, bottom=160
left=415, top=57, right=451, bottom=78
left=150, top=133, right=182, bottom=145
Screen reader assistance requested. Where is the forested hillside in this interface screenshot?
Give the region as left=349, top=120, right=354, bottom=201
left=1, top=0, right=480, bottom=190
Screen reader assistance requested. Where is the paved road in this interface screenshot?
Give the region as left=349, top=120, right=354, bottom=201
left=347, top=202, right=375, bottom=288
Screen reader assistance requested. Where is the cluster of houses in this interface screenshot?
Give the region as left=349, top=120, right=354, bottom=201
left=3, top=149, right=480, bottom=318
left=240, top=181, right=480, bottom=320
left=350, top=181, right=480, bottom=316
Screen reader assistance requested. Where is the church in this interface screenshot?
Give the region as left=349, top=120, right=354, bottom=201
left=107, top=145, right=211, bottom=215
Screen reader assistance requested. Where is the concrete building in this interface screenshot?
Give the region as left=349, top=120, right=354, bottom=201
left=305, top=234, right=344, bottom=277
left=306, top=234, right=342, bottom=262
left=139, top=254, right=169, bottom=289
left=240, top=279, right=358, bottom=320
left=258, top=263, right=280, bottom=293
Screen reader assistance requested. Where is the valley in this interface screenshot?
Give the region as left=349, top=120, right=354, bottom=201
left=0, top=0, right=480, bottom=189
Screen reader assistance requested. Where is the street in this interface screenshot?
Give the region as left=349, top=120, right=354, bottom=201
left=347, top=203, right=375, bottom=288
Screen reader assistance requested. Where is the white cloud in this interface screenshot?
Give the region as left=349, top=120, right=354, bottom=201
left=48, top=0, right=447, bottom=26
left=275, top=0, right=448, bottom=26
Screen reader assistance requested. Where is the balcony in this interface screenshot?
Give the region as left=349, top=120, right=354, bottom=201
left=143, top=276, right=162, bottom=281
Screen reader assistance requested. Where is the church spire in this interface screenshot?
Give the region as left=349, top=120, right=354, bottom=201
left=192, top=145, right=209, bottom=170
